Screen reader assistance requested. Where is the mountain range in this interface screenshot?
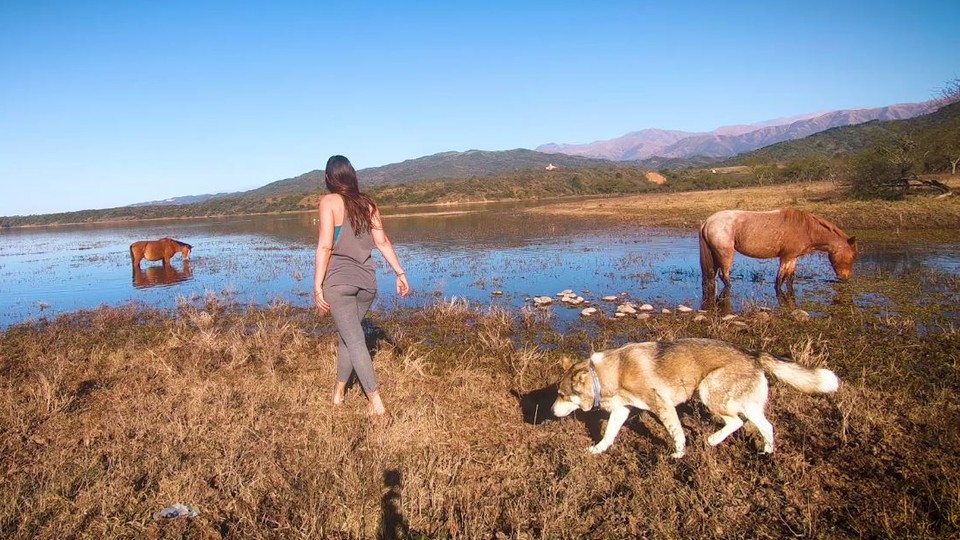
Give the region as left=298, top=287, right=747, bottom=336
left=535, top=102, right=936, bottom=161
left=138, top=150, right=626, bottom=206
left=133, top=101, right=940, bottom=208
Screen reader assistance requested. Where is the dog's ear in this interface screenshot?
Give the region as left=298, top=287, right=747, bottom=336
left=560, top=356, right=573, bottom=370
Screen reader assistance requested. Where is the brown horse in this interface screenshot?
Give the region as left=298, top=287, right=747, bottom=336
left=700, top=208, right=857, bottom=295
left=130, top=238, right=192, bottom=267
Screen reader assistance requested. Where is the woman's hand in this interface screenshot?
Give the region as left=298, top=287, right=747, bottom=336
left=396, top=273, right=411, bottom=298
left=314, top=288, right=331, bottom=313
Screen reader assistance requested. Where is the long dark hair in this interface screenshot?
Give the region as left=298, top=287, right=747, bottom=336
left=324, top=155, right=377, bottom=235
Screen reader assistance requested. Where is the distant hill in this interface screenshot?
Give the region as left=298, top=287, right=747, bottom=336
left=537, top=102, right=936, bottom=161
left=537, top=129, right=696, bottom=161
left=0, top=150, right=638, bottom=226
left=233, top=149, right=630, bottom=199
left=128, top=192, right=236, bottom=207
left=721, top=100, right=960, bottom=165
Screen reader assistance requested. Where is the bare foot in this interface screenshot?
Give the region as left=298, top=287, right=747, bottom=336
left=367, top=391, right=386, bottom=416
left=332, top=381, right=346, bottom=406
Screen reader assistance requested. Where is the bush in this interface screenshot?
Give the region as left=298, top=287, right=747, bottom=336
left=847, top=149, right=903, bottom=200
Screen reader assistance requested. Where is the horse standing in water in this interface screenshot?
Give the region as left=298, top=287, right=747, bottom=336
left=699, top=208, right=858, bottom=296
left=130, top=238, right=192, bottom=267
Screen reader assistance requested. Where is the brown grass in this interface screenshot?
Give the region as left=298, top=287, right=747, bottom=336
left=530, top=178, right=960, bottom=229
left=2, top=273, right=959, bottom=538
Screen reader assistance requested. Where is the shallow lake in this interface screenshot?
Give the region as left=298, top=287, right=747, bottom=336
left=1, top=200, right=958, bottom=329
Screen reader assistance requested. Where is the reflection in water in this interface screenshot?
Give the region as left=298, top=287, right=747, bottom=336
left=132, top=261, right=193, bottom=288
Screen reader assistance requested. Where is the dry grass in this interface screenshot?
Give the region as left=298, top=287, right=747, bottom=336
left=1, top=273, right=959, bottom=539
left=531, top=178, right=960, bottom=229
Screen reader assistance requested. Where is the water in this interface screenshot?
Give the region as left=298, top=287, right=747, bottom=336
left=1, top=201, right=958, bottom=329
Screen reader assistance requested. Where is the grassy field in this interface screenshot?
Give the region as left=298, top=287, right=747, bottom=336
left=531, top=177, right=960, bottom=230
left=1, top=270, right=959, bottom=539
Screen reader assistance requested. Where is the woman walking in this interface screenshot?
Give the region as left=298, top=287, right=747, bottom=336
left=314, top=155, right=410, bottom=416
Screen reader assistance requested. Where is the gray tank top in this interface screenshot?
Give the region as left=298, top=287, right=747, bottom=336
left=323, top=216, right=377, bottom=291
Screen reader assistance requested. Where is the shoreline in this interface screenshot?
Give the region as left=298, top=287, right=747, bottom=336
left=2, top=178, right=958, bottom=231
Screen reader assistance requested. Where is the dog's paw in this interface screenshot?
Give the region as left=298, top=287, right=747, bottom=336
left=670, top=449, right=686, bottom=459
left=588, top=444, right=607, bottom=455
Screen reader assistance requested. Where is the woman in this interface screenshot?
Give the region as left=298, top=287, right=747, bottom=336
left=314, top=155, right=410, bottom=416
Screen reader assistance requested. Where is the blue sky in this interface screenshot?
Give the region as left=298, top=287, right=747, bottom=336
left=1, top=0, right=957, bottom=216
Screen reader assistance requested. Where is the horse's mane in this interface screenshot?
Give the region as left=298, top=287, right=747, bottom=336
left=790, top=209, right=848, bottom=240
left=163, top=237, right=193, bottom=249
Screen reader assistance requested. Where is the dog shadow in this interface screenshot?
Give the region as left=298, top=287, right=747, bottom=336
left=513, top=385, right=655, bottom=445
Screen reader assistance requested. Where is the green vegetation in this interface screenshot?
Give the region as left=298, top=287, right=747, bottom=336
left=716, top=102, right=960, bottom=199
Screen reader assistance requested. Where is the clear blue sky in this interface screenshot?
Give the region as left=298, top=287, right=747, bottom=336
left=1, top=0, right=957, bottom=216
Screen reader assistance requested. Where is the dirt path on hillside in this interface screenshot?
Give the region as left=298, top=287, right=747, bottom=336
left=644, top=171, right=667, bottom=185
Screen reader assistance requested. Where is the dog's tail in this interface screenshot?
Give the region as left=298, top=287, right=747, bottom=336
left=758, top=353, right=839, bottom=394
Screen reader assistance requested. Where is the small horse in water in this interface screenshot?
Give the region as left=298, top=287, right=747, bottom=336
left=130, top=238, right=192, bottom=267
left=700, top=208, right=857, bottom=295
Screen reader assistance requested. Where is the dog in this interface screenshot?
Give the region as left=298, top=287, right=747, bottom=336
left=551, top=338, right=839, bottom=457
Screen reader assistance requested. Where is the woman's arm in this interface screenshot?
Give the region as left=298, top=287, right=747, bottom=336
left=371, top=208, right=411, bottom=298
left=313, top=195, right=337, bottom=311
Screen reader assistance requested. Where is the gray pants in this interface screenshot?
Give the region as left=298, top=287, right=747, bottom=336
left=324, top=284, right=378, bottom=394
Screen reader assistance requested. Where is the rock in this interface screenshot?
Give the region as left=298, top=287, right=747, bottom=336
left=614, top=312, right=626, bottom=318
left=581, top=307, right=598, bottom=317
left=661, top=308, right=672, bottom=314
left=722, top=314, right=738, bottom=321
left=754, top=312, right=773, bottom=323
left=676, top=305, right=693, bottom=313
left=602, top=295, right=618, bottom=302
left=693, top=314, right=708, bottom=323
left=616, top=304, right=637, bottom=314
left=557, top=289, right=574, bottom=296
left=791, top=309, right=810, bottom=322
left=533, top=296, right=553, bottom=306
left=636, top=313, right=652, bottom=320
left=639, top=304, right=654, bottom=311
left=731, top=321, right=749, bottom=329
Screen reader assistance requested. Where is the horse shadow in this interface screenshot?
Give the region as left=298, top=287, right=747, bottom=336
left=132, top=261, right=193, bottom=288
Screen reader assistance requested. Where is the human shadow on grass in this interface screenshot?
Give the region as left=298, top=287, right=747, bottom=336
left=379, top=469, right=416, bottom=540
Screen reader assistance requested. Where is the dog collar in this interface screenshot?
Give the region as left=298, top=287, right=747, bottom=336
left=588, top=363, right=602, bottom=409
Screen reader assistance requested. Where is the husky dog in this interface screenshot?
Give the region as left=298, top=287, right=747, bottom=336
left=551, top=338, right=839, bottom=457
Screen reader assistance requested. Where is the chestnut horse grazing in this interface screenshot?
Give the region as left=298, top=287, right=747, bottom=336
left=700, top=208, right=857, bottom=295
left=130, top=238, right=192, bottom=267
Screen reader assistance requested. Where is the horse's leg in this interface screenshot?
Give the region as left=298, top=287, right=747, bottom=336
left=699, top=228, right=720, bottom=303
left=718, top=250, right=734, bottom=292
left=776, top=258, right=797, bottom=294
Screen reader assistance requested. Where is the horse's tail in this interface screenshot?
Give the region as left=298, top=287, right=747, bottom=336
left=699, top=224, right=718, bottom=289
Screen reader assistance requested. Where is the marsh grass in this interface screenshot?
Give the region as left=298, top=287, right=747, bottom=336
left=1, top=278, right=959, bottom=539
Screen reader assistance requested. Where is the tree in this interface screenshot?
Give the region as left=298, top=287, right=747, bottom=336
left=934, top=78, right=960, bottom=109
